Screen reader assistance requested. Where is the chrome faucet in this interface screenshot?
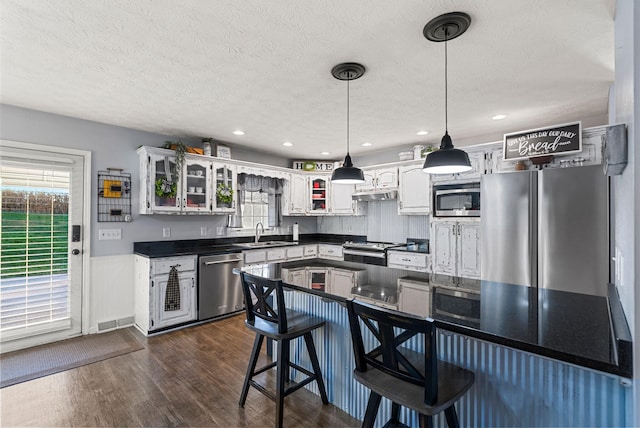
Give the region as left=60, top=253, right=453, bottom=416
left=255, top=222, right=264, bottom=243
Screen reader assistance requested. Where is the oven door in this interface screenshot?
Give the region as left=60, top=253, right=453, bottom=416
left=343, top=249, right=387, bottom=266
left=432, top=287, right=480, bottom=328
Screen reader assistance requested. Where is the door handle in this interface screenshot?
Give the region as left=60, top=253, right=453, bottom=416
left=71, top=249, right=80, bottom=255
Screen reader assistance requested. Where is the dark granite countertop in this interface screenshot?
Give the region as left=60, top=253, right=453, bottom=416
left=133, top=234, right=365, bottom=258
left=240, top=261, right=631, bottom=378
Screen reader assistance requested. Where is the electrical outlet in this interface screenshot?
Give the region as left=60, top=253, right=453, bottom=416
left=200, top=227, right=208, bottom=237
left=98, top=229, right=122, bottom=240
left=163, top=227, right=170, bottom=238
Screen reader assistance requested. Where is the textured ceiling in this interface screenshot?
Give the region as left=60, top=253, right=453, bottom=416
left=0, top=0, right=615, bottom=160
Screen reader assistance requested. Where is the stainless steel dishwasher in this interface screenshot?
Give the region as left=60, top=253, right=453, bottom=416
left=198, top=253, right=244, bottom=320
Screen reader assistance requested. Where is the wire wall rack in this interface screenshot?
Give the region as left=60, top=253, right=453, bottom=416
left=98, top=169, right=131, bottom=222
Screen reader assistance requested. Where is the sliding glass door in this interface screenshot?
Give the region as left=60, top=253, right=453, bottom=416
left=0, top=142, right=86, bottom=350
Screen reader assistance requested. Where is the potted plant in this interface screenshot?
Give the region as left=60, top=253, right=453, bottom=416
left=216, top=183, right=234, bottom=207
left=162, top=140, right=187, bottom=174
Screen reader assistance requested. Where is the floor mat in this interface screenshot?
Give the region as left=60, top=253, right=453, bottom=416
left=0, top=328, right=144, bottom=388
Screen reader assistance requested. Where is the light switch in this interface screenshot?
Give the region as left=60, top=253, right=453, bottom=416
left=200, top=227, right=208, bottom=237
left=163, top=227, right=170, bottom=238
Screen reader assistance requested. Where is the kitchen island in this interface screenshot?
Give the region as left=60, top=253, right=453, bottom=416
left=241, top=260, right=632, bottom=427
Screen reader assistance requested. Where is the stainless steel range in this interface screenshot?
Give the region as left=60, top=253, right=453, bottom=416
left=342, top=241, right=402, bottom=266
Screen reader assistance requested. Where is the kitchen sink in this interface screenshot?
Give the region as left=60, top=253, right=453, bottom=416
left=232, top=241, right=293, bottom=249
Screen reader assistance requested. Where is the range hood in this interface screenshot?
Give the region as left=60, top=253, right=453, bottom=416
left=352, top=189, right=398, bottom=201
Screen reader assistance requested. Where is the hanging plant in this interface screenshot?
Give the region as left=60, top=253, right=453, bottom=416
left=162, top=140, right=187, bottom=176
left=216, top=183, right=234, bottom=204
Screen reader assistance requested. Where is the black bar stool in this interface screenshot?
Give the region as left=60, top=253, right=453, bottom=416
left=346, top=298, right=475, bottom=428
left=238, top=272, right=329, bottom=428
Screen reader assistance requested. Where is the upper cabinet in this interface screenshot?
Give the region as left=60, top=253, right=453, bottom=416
left=430, top=150, right=487, bottom=182
left=397, top=163, right=431, bottom=215
left=138, top=146, right=213, bottom=214
left=357, top=166, right=398, bottom=192
left=212, top=164, right=237, bottom=212
left=309, top=176, right=329, bottom=214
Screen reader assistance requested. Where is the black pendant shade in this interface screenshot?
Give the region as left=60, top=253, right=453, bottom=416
left=331, top=62, right=366, bottom=184
left=422, top=12, right=473, bottom=175
left=422, top=132, right=472, bottom=174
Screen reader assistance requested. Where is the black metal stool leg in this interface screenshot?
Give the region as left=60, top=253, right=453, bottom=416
left=419, top=414, right=434, bottom=428
left=303, top=332, right=328, bottom=404
left=275, top=339, right=290, bottom=428
left=444, top=405, right=459, bottom=428
left=239, top=334, right=264, bottom=407
left=362, top=392, right=382, bottom=428
left=390, top=402, right=401, bottom=424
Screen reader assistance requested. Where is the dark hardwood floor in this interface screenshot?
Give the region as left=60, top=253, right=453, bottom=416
left=0, top=314, right=360, bottom=427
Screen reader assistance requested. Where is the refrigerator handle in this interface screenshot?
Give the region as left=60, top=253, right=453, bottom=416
left=531, top=172, right=539, bottom=288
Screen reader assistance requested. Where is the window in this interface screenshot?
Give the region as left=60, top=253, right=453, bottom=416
left=241, top=190, right=269, bottom=230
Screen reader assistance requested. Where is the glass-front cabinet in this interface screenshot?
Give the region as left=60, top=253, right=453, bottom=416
left=147, top=152, right=182, bottom=213
left=212, top=164, right=236, bottom=212
left=309, top=176, right=329, bottom=214
left=183, top=158, right=212, bottom=213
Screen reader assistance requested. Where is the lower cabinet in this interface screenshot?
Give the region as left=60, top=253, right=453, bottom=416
left=134, top=254, right=197, bottom=335
left=398, top=278, right=430, bottom=318
left=318, top=244, right=343, bottom=260
left=281, top=265, right=366, bottom=298
left=431, top=219, right=480, bottom=279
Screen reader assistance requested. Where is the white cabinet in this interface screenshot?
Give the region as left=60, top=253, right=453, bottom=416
left=387, top=250, right=430, bottom=273
left=138, top=147, right=214, bottom=214
left=285, top=173, right=308, bottom=215
left=398, top=278, right=430, bottom=318
left=266, top=247, right=287, bottom=262
left=212, top=163, right=237, bottom=212
left=303, top=244, right=318, bottom=259
left=329, top=183, right=365, bottom=215
left=328, top=268, right=366, bottom=298
left=281, top=266, right=307, bottom=287
left=431, top=219, right=480, bottom=278
left=397, top=163, right=431, bottom=214
left=134, top=255, right=197, bottom=335
left=243, top=249, right=267, bottom=265
left=285, top=245, right=305, bottom=261
left=318, top=244, right=343, bottom=260
left=430, top=150, right=487, bottom=182
left=358, top=167, right=398, bottom=192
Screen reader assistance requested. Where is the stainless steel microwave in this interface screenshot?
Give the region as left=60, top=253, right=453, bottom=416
left=433, top=182, right=480, bottom=217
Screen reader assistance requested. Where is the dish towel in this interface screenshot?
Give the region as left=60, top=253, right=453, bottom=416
left=165, top=266, right=181, bottom=311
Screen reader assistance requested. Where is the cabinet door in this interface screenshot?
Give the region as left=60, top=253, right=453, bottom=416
left=266, top=247, right=287, bottom=262
left=244, top=250, right=266, bottom=265
left=303, top=244, right=318, bottom=258
left=328, top=269, right=355, bottom=298
left=309, top=176, right=329, bottom=214
left=375, top=167, right=398, bottom=189
left=154, top=272, right=196, bottom=330
left=398, top=164, right=431, bottom=214
left=398, top=280, right=430, bottom=317
left=183, top=158, right=212, bottom=213
left=356, top=169, right=377, bottom=192
left=432, top=220, right=456, bottom=275
left=330, top=182, right=355, bottom=214
left=148, top=153, right=182, bottom=213
left=457, top=221, right=481, bottom=279
left=285, top=268, right=307, bottom=287
left=288, top=173, right=308, bottom=214
left=431, top=150, right=486, bottom=182
left=212, top=163, right=237, bottom=212
left=286, top=245, right=304, bottom=261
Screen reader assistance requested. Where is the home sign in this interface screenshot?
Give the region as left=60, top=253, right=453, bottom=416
left=503, top=121, right=582, bottom=161
left=292, top=160, right=336, bottom=171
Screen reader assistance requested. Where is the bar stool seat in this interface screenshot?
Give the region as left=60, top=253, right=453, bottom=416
left=238, top=272, right=328, bottom=428
left=346, top=298, right=475, bottom=428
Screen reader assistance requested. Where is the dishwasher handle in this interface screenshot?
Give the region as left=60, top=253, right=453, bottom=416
left=203, top=257, right=243, bottom=265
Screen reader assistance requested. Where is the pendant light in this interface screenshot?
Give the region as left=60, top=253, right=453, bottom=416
left=422, top=12, right=472, bottom=174
left=330, top=62, right=366, bottom=184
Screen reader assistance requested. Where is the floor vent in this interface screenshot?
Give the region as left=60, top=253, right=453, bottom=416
left=97, top=316, right=135, bottom=332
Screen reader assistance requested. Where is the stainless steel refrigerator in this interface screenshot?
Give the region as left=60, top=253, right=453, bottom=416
left=480, top=165, right=609, bottom=296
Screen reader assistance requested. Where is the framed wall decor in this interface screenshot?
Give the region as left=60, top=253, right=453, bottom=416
left=216, top=144, right=231, bottom=159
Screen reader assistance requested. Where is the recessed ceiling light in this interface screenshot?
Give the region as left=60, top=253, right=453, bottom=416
left=282, top=142, right=293, bottom=147
left=233, top=130, right=245, bottom=135
left=361, top=142, right=372, bottom=147
left=492, top=114, right=508, bottom=120
left=320, top=151, right=330, bottom=155
left=417, top=130, right=429, bottom=136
